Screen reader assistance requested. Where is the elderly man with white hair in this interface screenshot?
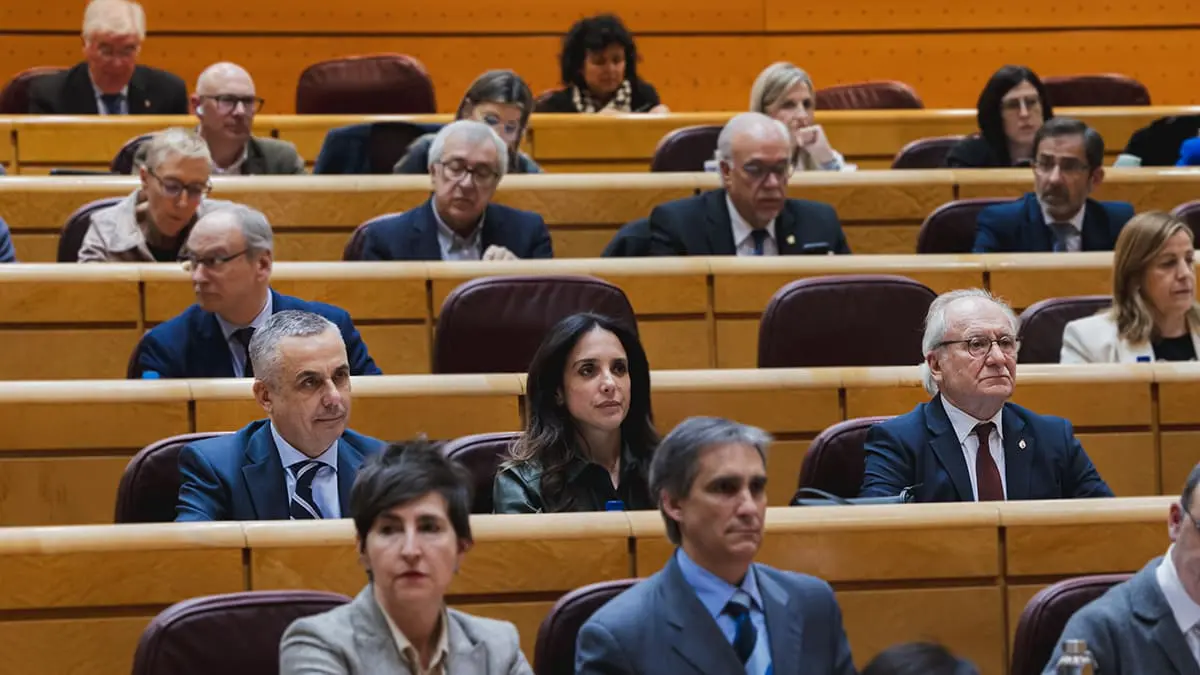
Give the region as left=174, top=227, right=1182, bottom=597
left=79, top=127, right=232, bottom=262
left=645, top=111, right=848, bottom=257
left=860, top=288, right=1113, bottom=503
left=29, top=0, right=188, bottom=115
left=357, top=119, right=552, bottom=261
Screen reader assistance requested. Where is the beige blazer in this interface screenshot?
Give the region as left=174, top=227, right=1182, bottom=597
left=279, top=586, right=533, bottom=675
left=1060, top=313, right=1200, bottom=363
left=77, top=190, right=232, bottom=263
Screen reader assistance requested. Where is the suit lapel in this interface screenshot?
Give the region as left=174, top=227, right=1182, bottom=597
left=479, top=204, right=499, bottom=252
left=336, top=437, right=366, bottom=516
left=758, top=566, right=801, bottom=675
left=704, top=190, right=738, bottom=256
left=126, top=68, right=151, bottom=114
left=65, top=64, right=100, bottom=114
left=242, top=138, right=268, bottom=175
left=416, top=199, right=443, bottom=260
left=1131, top=562, right=1200, bottom=675
left=775, top=206, right=800, bottom=255
left=241, top=424, right=290, bottom=520
left=1001, top=405, right=1033, bottom=500
left=662, top=557, right=745, bottom=674
left=196, top=311, right=236, bottom=378
left=446, top=612, right=489, bottom=673
left=351, top=586, right=405, bottom=667
left=1080, top=200, right=1108, bottom=252
left=1024, top=194, right=1054, bottom=252
left=925, top=397, right=974, bottom=501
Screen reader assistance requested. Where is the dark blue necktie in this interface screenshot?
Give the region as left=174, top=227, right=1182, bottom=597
left=99, top=93, right=125, bottom=115
left=289, top=460, right=325, bottom=519
left=1050, top=222, right=1074, bottom=253
left=750, top=229, right=769, bottom=256
left=724, top=592, right=757, bottom=664
left=232, top=327, right=255, bottom=378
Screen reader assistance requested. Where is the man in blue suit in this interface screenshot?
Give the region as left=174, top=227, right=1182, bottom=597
left=577, top=416, right=856, bottom=675
left=177, top=310, right=383, bottom=521
left=358, top=120, right=552, bottom=261
left=134, top=205, right=380, bottom=378
left=861, top=289, right=1113, bottom=503
left=974, top=117, right=1134, bottom=253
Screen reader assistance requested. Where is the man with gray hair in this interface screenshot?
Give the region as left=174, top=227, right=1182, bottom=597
left=645, top=111, right=848, bottom=257
left=79, top=127, right=229, bottom=262
left=133, top=205, right=380, bottom=379
left=29, top=0, right=188, bottom=115
left=860, top=288, right=1112, bottom=502
left=577, top=416, right=855, bottom=675
left=358, top=119, right=552, bottom=261
left=176, top=309, right=383, bottom=521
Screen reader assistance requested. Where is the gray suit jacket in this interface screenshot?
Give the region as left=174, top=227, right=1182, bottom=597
left=576, top=553, right=856, bottom=675
left=1042, top=557, right=1200, bottom=675
left=280, top=586, right=533, bottom=675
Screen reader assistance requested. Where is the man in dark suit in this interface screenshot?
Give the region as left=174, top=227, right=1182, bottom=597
left=134, top=205, right=380, bottom=379
left=28, top=0, right=188, bottom=115
left=648, top=112, right=849, bottom=257
left=861, top=289, right=1113, bottom=503
left=177, top=310, right=382, bottom=521
left=974, top=118, right=1134, bottom=253
left=359, top=120, right=552, bottom=261
left=191, top=62, right=305, bottom=175
left=577, top=416, right=855, bottom=675
left=1042, top=463, right=1200, bottom=674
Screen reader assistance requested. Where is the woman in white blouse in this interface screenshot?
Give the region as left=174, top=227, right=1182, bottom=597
left=1062, top=211, right=1200, bottom=363
left=749, top=62, right=853, bottom=172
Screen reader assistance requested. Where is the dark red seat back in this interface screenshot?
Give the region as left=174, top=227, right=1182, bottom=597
left=649, top=125, right=721, bottom=172
left=1009, top=574, right=1130, bottom=675
left=434, top=276, right=637, bottom=374
left=533, top=579, right=640, bottom=675
left=0, top=66, right=65, bottom=113
left=798, top=417, right=892, bottom=499
left=916, top=198, right=1012, bottom=254
left=111, top=133, right=157, bottom=174
left=296, top=54, right=436, bottom=114
left=114, top=432, right=231, bottom=523
left=58, top=197, right=125, bottom=262
left=131, top=590, right=351, bottom=675
left=1170, top=201, right=1200, bottom=241
left=892, top=135, right=966, bottom=169
left=1017, top=296, right=1113, bottom=364
left=442, top=432, right=521, bottom=514
left=758, top=275, right=935, bottom=368
left=815, top=81, right=923, bottom=110
left=1043, top=74, right=1151, bottom=107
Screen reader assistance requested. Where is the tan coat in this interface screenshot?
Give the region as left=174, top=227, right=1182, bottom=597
left=77, top=190, right=232, bottom=263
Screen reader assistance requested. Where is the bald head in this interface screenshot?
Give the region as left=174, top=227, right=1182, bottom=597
left=195, top=62, right=254, bottom=96
left=716, top=112, right=792, bottom=163
left=192, top=62, right=258, bottom=153
left=715, top=112, right=794, bottom=229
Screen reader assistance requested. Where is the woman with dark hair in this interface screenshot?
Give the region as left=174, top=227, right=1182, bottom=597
left=493, top=312, right=659, bottom=513
left=535, top=14, right=669, bottom=115
left=861, top=642, right=979, bottom=675
left=394, top=69, right=541, bottom=174
left=945, top=65, right=1053, bottom=168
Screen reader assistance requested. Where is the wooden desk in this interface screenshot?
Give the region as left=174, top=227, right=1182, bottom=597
left=0, top=364, right=1192, bottom=526
left=0, top=499, right=1176, bottom=675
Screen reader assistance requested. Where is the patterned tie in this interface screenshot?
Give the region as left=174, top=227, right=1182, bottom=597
left=973, top=422, right=1005, bottom=501
left=750, top=229, right=769, bottom=256
left=99, top=93, right=125, bottom=115
left=1050, top=221, right=1075, bottom=253
left=289, top=460, right=325, bottom=519
left=724, top=590, right=758, bottom=664
left=232, top=327, right=255, bottom=378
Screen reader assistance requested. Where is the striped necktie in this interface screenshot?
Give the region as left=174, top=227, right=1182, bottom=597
left=289, top=460, right=325, bottom=519
left=724, top=589, right=757, bottom=664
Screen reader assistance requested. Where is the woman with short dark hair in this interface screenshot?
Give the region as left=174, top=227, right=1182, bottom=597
left=535, top=14, right=668, bottom=114
left=395, top=69, right=541, bottom=174
left=494, top=313, right=659, bottom=513
left=280, top=441, right=533, bottom=675
left=945, top=65, right=1053, bottom=168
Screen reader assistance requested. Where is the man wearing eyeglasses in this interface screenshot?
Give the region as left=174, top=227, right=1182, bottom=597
left=358, top=120, right=552, bottom=261
left=860, top=288, right=1113, bottom=502
left=191, top=62, right=305, bottom=175
left=645, top=112, right=848, bottom=257
left=1042, top=464, right=1200, bottom=674
left=28, top=0, right=188, bottom=115
left=133, top=205, right=380, bottom=379
left=973, top=117, right=1134, bottom=253
left=79, top=128, right=231, bottom=263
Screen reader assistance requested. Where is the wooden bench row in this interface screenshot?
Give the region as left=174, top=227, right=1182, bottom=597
left=0, top=498, right=1174, bottom=675
left=0, top=253, right=1158, bottom=379
left=4, top=167, right=1200, bottom=263
left=1, top=106, right=1192, bottom=175
left=2, top=364, right=1198, bottom=527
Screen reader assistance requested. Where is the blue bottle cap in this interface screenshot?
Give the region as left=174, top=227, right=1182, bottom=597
left=1136, top=355, right=1152, bottom=363
left=605, top=500, right=625, bottom=511
left=142, top=370, right=161, bottom=379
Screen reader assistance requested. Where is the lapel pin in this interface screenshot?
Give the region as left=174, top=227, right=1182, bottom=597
left=144, top=99, right=151, bottom=108
left=786, top=234, right=796, bottom=245
left=1018, top=439, right=1026, bottom=450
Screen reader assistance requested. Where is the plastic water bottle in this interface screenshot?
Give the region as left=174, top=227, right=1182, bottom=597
left=1055, top=639, right=1096, bottom=675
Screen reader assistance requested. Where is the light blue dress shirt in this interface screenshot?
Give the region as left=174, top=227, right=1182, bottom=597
left=271, top=422, right=340, bottom=518
left=676, top=548, right=773, bottom=674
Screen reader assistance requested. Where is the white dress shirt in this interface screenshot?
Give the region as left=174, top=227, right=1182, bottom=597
left=1157, top=546, right=1200, bottom=665
left=432, top=204, right=484, bottom=261
left=727, top=195, right=778, bottom=256
left=214, top=293, right=273, bottom=377
left=1039, top=202, right=1086, bottom=252
left=271, top=422, right=340, bottom=519
left=940, top=397, right=1007, bottom=500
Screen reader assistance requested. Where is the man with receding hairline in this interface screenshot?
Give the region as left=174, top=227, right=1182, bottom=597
left=191, top=62, right=306, bottom=175
left=29, top=0, right=187, bottom=115
left=647, top=112, right=848, bottom=257
left=176, top=309, right=382, bottom=522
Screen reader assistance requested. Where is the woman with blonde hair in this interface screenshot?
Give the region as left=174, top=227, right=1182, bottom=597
left=1061, top=211, right=1200, bottom=362
left=749, top=62, right=850, bottom=172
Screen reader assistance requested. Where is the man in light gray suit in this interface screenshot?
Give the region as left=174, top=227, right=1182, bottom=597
left=1042, top=462, right=1200, bottom=674
left=575, top=416, right=857, bottom=675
